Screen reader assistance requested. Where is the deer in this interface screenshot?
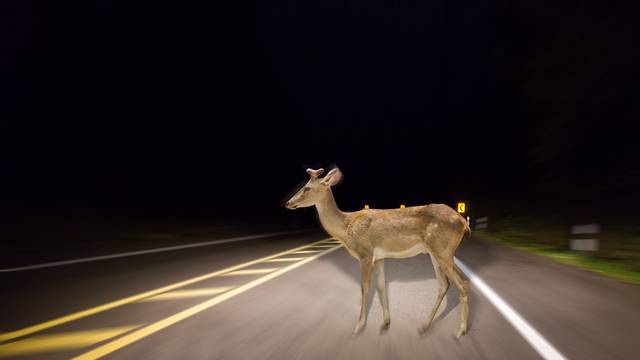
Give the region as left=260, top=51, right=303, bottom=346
left=285, top=167, right=470, bottom=337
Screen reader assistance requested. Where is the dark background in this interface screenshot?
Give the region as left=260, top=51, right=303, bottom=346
left=2, top=0, right=639, bottom=225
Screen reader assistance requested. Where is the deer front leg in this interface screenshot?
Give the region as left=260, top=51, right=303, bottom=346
left=419, top=257, right=449, bottom=334
left=374, top=259, right=390, bottom=331
left=353, top=260, right=373, bottom=334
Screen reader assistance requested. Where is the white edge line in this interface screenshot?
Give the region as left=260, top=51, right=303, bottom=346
left=454, top=257, right=568, bottom=360
left=0, top=230, right=311, bottom=273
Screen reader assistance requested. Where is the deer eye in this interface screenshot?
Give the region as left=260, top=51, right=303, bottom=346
left=302, top=187, right=311, bottom=192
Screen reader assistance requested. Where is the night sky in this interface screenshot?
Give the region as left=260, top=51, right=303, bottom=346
left=3, top=1, right=639, bottom=218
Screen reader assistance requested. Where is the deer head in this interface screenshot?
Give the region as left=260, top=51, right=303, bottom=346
left=285, top=167, right=343, bottom=209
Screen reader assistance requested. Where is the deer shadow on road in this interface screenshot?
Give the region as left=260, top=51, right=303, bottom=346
left=317, top=235, right=496, bottom=335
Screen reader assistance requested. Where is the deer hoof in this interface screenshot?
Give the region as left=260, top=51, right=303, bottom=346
left=352, top=322, right=365, bottom=335
left=418, top=322, right=431, bottom=335
left=455, top=328, right=467, bottom=339
left=418, top=326, right=428, bottom=335
left=380, top=321, right=390, bottom=333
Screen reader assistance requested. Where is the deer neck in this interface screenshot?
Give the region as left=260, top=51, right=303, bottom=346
left=315, top=189, right=347, bottom=241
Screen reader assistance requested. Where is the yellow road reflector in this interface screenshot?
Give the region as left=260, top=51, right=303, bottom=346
left=266, top=257, right=306, bottom=262
left=400, top=204, right=405, bottom=208
left=0, top=325, right=142, bottom=358
left=457, top=202, right=466, bottom=214
left=73, top=245, right=342, bottom=360
left=141, top=287, right=234, bottom=302
left=0, top=238, right=332, bottom=343
left=364, top=204, right=369, bottom=209
left=223, top=268, right=278, bottom=276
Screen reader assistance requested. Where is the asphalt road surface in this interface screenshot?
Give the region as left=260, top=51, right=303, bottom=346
left=1, top=230, right=639, bottom=359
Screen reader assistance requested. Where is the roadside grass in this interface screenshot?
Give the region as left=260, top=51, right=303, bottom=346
left=475, top=220, right=640, bottom=286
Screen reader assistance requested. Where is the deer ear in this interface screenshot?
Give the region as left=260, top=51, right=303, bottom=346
left=306, top=168, right=325, bottom=178
left=321, top=168, right=343, bottom=187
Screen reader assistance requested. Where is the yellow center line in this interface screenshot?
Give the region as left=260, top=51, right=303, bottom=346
left=223, top=268, right=278, bottom=276
left=265, top=257, right=306, bottom=263
left=0, top=238, right=334, bottom=342
left=0, top=325, right=143, bottom=358
left=291, top=250, right=321, bottom=254
left=141, top=287, right=234, bottom=302
left=73, top=244, right=342, bottom=360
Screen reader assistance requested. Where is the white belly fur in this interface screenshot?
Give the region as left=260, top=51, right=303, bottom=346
left=373, top=243, right=428, bottom=260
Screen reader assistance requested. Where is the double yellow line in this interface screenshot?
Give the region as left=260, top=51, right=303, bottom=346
left=76, top=240, right=341, bottom=359
left=1, top=238, right=341, bottom=359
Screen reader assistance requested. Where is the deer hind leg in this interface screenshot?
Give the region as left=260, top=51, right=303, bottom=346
left=446, top=262, right=470, bottom=338
left=353, top=260, right=373, bottom=334
left=374, top=259, right=390, bottom=330
left=419, top=256, right=449, bottom=334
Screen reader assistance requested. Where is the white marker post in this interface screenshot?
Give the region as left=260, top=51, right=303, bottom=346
left=475, top=216, right=488, bottom=229
left=570, top=224, right=600, bottom=251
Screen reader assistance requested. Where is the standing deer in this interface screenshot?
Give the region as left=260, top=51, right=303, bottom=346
left=285, top=167, right=470, bottom=337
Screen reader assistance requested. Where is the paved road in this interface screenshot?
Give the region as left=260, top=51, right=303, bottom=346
left=0, top=230, right=638, bottom=359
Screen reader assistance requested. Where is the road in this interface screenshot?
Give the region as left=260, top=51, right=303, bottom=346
left=1, top=230, right=639, bottom=359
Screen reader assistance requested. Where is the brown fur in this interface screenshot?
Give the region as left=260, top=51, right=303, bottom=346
left=286, top=168, right=470, bottom=336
